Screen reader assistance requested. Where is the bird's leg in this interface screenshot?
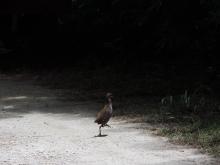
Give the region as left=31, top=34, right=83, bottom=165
left=98, top=125, right=102, bottom=136
left=104, top=124, right=111, bottom=128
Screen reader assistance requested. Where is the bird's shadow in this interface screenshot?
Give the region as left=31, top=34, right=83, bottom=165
left=94, top=134, right=108, bottom=138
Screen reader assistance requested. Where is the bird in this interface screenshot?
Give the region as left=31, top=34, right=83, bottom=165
left=95, top=93, right=113, bottom=136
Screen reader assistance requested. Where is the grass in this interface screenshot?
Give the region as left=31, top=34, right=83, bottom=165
left=149, top=90, right=220, bottom=157
left=157, top=120, right=220, bottom=156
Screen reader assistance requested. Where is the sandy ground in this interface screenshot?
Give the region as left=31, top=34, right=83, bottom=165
left=0, top=77, right=219, bottom=165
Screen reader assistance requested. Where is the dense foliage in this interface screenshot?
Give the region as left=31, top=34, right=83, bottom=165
left=66, top=0, right=220, bottom=66
left=0, top=0, right=219, bottom=68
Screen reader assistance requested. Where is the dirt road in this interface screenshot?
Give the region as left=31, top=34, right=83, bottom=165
left=0, top=77, right=218, bottom=165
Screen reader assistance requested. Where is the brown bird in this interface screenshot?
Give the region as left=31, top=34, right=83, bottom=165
left=95, top=93, right=113, bottom=136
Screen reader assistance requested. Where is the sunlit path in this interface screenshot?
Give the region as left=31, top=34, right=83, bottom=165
left=0, top=79, right=218, bottom=165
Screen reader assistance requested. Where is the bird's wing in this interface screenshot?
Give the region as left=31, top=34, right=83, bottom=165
left=95, top=105, right=110, bottom=123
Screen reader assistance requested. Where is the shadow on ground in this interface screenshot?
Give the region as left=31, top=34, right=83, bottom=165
left=0, top=79, right=100, bottom=120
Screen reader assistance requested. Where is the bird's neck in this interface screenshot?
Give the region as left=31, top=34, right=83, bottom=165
left=108, top=98, right=112, bottom=104
left=108, top=98, right=113, bottom=112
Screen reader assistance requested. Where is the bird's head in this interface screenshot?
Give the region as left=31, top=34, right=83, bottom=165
left=106, top=93, right=113, bottom=99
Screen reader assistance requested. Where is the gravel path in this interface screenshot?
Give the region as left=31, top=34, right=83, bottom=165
left=0, top=78, right=218, bottom=165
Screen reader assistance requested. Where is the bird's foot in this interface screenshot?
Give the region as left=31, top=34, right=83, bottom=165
left=104, top=124, right=111, bottom=128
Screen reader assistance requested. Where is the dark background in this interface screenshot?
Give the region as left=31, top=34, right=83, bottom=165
left=0, top=0, right=220, bottom=94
